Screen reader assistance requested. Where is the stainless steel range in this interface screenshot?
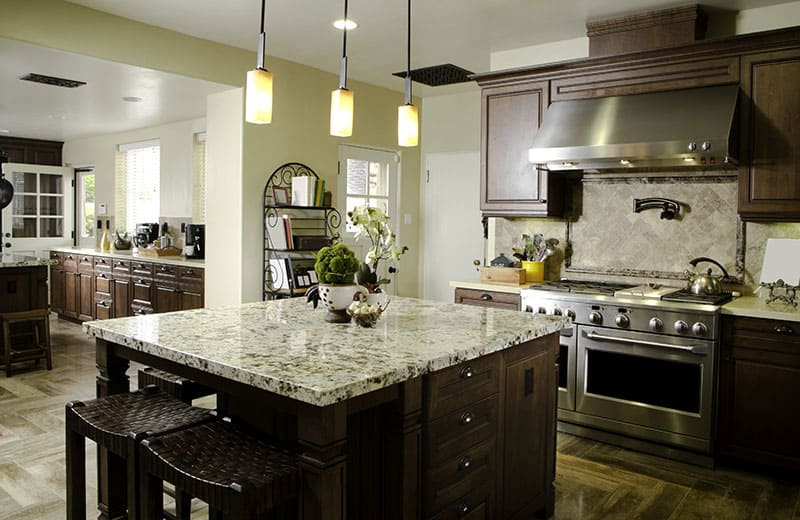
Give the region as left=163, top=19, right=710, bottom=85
left=521, top=280, right=732, bottom=464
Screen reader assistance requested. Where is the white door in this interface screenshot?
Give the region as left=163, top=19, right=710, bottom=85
left=1, top=163, right=74, bottom=255
left=337, top=144, right=401, bottom=294
left=76, top=168, right=96, bottom=248
left=422, top=152, right=483, bottom=302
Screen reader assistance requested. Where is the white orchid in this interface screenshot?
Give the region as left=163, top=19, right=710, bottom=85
left=348, top=205, right=408, bottom=291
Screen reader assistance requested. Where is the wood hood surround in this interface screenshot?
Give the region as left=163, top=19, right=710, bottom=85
left=474, top=11, right=800, bottom=221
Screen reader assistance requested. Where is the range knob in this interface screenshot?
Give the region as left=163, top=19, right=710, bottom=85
left=588, top=311, right=603, bottom=325
left=687, top=142, right=697, bottom=152
left=565, top=309, right=576, bottom=320
left=692, top=322, right=708, bottom=336
left=701, top=141, right=711, bottom=151
left=553, top=308, right=563, bottom=316
left=538, top=307, right=547, bottom=315
left=674, top=320, right=689, bottom=334
left=615, top=314, right=630, bottom=328
left=649, top=317, right=664, bottom=332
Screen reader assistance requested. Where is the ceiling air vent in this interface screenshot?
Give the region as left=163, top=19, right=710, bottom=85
left=392, top=63, right=474, bottom=87
left=20, top=73, right=86, bottom=88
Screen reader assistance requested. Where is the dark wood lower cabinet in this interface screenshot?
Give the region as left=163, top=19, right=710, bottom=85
left=454, top=287, right=521, bottom=311
left=0, top=265, right=48, bottom=313
left=50, top=251, right=204, bottom=320
left=718, top=315, right=800, bottom=472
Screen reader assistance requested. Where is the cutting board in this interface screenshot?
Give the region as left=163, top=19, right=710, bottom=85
left=760, top=239, right=800, bottom=285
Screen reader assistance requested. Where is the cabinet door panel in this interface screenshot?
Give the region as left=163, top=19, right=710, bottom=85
left=503, top=349, right=550, bottom=516
left=112, top=278, right=131, bottom=318
left=155, top=285, right=179, bottom=313
left=739, top=49, right=800, bottom=220
left=77, top=272, right=94, bottom=321
left=179, top=290, right=203, bottom=311
left=64, top=272, right=78, bottom=319
left=480, top=82, right=562, bottom=217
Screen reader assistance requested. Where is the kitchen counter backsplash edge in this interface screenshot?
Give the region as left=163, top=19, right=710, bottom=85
left=50, top=247, right=205, bottom=268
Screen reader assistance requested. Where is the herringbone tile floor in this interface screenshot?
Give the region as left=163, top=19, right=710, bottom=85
left=0, top=317, right=798, bottom=519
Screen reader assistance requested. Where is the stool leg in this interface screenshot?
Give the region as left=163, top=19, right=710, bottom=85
left=174, top=489, right=191, bottom=520
left=139, top=466, right=164, bottom=520
left=43, top=314, right=52, bottom=370
left=65, top=423, right=86, bottom=520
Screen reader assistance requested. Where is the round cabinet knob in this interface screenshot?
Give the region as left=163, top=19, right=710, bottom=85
left=458, top=456, right=473, bottom=471
left=687, top=142, right=697, bottom=152
left=692, top=322, right=708, bottom=336
left=538, top=307, right=547, bottom=315
left=459, top=411, right=475, bottom=425
left=459, top=366, right=475, bottom=379
left=458, top=502, right=471, bottom=514
left=553, top=308, right=563, bottom=316
left=674, top=320, right=689, bottom=334
left=615, top=314, right=630, bottom=328
left=701, top=141, right=711, bottom=151
left=588, top=311, right=603, bottom=325
left=566, top=309, right=577, bottom=320
left=649, top=317, right=664, bottom=332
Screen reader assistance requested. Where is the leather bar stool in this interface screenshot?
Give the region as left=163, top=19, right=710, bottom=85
left=137, top=366, right=215, bottom=404
left=65, top=386, right=214, bottom=520
left=139, top=416, right=298, bottom=520
left=1, top=308, right=52, bottom=377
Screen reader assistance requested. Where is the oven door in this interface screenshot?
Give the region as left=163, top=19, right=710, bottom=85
left=576, top=326, right=715, bottom=442
left=557, top=326, right=576, bottom=411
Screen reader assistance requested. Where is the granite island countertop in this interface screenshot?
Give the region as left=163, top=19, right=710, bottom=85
left=51, top=246, right=205, bottom=268
left=83, top=296, right=569, bottom=407
left=0, top=253, right=57, bottom=268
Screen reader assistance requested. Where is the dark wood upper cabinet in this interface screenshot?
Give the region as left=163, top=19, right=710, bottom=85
left=479, top=81, right=564, bottom=217
left=0, top=136, right=63, bottom=166
left=738, top=48, right=800, bottom=221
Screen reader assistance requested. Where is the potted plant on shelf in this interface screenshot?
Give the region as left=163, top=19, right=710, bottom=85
left=313, top=243, right=368, bottom=323
left=348, top=205, right=408, bottom=295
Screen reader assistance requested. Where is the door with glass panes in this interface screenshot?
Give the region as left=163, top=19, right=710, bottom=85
left=337, top=145, right=400, bottom=294
left=1, top=163, right=74, bottom=254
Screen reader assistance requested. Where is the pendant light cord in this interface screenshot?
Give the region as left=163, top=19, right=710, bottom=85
left=342, top=0, right=348, bottom=59
left=338, top=0, right=349, bottom=89
left=256, top=0, right=267, bottom=69
left=404, top=0, right=412, bottom=104
left=260, top=0, right=265, bottom=34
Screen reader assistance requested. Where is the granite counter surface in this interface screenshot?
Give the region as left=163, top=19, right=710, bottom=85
left=449, top=280, right=530, bottom=294
left=722, top=296, right=800, bottom=322
left=0, top=253, right=57, bottom=268
left=83, top=297, right=568, bottom=407
left=51, top=247, right=205, bottom=268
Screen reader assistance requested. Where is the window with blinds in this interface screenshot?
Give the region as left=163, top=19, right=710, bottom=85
left=115, top=139, right=160, bottom=232
left=192, top=132, right=207, bottom=222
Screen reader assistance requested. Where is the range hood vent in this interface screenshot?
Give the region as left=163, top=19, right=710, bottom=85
left=528, top=85, right=739, bottom=172
left=20, top=73, right=86, bottom=89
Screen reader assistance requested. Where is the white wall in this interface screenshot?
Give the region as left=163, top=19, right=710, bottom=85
left=205, top=89, right=244, bottom=307
left=736, top=1, right=800, bottom=34
left=62, top=117, right=206, bottom=225
left=490, top=37, right=589, bottom=71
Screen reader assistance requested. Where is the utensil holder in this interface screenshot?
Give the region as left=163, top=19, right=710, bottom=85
left=522, top=261, right=544, bottom=282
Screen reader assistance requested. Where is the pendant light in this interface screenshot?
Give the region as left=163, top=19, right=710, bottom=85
left=397, top=0, right=418, bottom=147
left=330, top=0, right=354, bottom=137
left=245, top=0, right=273, bottom=124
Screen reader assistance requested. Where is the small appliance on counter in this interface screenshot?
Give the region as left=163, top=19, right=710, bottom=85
left=135, top=223, right=159, bottom=247
left=184, top=223, right=205, bottom=259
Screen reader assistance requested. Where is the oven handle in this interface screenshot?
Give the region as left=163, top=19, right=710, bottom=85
left=583, top=330, right=708, bottom=355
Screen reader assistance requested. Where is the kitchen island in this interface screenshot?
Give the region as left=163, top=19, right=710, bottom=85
left=83, top=296, right=568, bottom=520
left=0, top=253, right=55, bottom=312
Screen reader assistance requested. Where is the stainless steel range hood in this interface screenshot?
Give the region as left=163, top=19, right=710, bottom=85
left=528, top=85, right=739, bottom=172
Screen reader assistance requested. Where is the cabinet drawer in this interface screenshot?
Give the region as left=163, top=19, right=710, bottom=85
left=454, top=288, right=520, bottom=310
left=95, top=299, right=112, bottom=320
left=94, top=271, right=113, bottom=295
left=154, top=263, right=178, bottom=284
left=112, top=259, right=131, bottom=275
left=131, top=304, right=154, bottom=316
left=724, top=316, right=800, bottom=349
left=426, top=395, right=498, bottom=466
left=49, top=251, right=63, bottom=266
left=62, top=254, right=78, bottom=272
left=131, top=261, right=154, bottom=278
left=427, top=354, right=500, bottom=419
left=93, top=256, right=112, bottom=271
left=430, top=482, right=495, bottom=520
left=132, top=278, right=154, bottom=306
left=78, top=255, right=94, bottom=273
left=178, top=266, right=203, bottom=290
left=426, top=439, right=496, bottom=514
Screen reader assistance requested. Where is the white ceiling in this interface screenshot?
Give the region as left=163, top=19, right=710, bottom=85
left=2, top=0, right=797, bottom=142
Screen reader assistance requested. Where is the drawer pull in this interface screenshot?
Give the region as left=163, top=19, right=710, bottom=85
left=459, top=411, right=475, bottom=425
left=458, top=456, right=473, bottom=471
left=480, top=293, right=493, bottom=301
left=459, top=365, right=475, bottom=379
left=774, top=325, right=794, bottom=334
left=186, top=269, right=194, bottom=275
left=457, top=502, right=471, bottom=514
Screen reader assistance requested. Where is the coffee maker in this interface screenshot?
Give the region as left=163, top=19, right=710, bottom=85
left=184, top=224, right=205, bottom=259
left=135, top=223, right=159, bottom=247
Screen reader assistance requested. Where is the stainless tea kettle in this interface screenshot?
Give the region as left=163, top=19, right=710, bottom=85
left=685, top=257, right=729, bottom=295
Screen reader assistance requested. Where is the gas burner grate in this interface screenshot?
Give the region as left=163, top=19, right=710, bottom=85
left=661, top=290, right=733, bottom=305
left=536, top=280, right=636, bottom=295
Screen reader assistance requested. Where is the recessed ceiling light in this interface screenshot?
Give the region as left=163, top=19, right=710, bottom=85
left=0, top=129, right=9, bottom=134
left=122, top=96, right=142, bottom=103
left=47, top=114, right=66, bottom=120
left=333, top=18, right=358, bottom=30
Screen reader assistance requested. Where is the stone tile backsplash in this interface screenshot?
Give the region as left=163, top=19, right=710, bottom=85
left=492, top=173, right=800, bottom=293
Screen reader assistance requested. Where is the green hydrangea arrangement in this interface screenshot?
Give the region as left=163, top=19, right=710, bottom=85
left=314, top=243, right=360, bottom=284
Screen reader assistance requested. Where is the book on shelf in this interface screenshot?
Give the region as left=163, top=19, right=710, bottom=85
left=314, top=178, right=326, bottom=207
left=282, top=215, right=294, bottom=249
left=291, top=176, right=315, bottom=206
left=267, top=214, right=294, bottom=250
